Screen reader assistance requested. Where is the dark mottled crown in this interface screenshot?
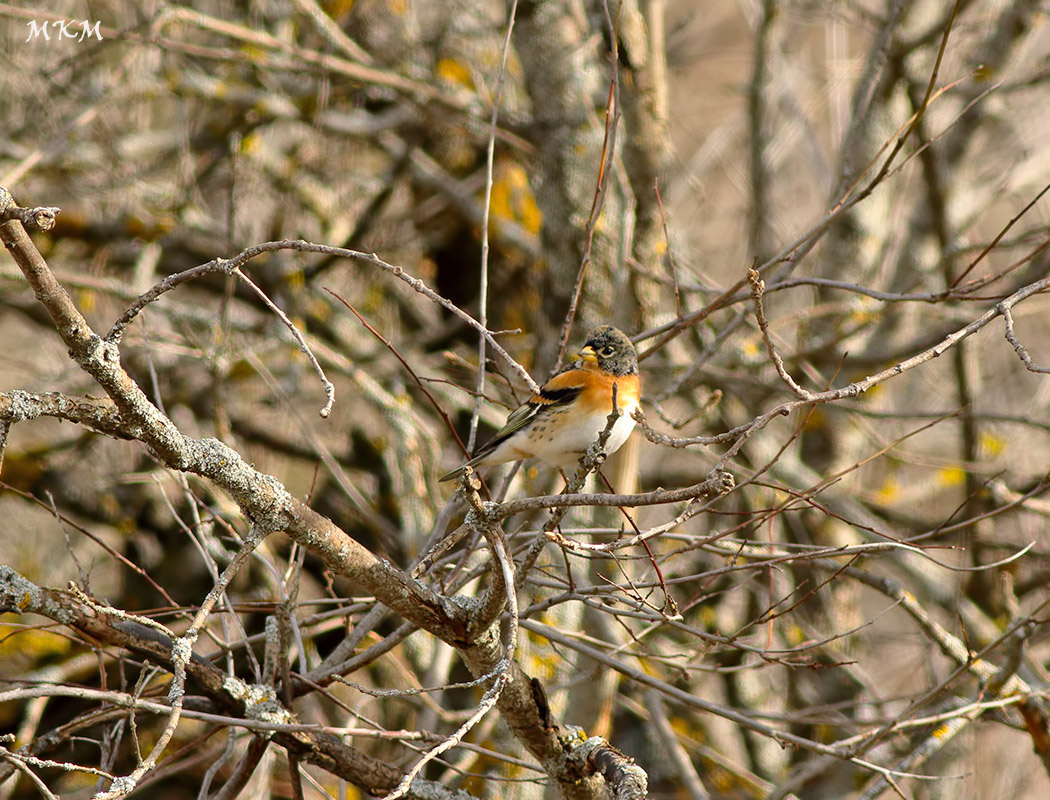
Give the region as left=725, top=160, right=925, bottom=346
left=582, top=325, right=638, bottom=376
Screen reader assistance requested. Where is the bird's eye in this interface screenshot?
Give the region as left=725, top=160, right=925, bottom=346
left=601, top=345, right=615, bottom=356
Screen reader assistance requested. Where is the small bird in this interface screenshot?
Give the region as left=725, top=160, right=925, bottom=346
left=440, top=325, right=641, bottom=482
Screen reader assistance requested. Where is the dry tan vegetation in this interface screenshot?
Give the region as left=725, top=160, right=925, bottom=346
left=3, top=1, right=1050, bottom=798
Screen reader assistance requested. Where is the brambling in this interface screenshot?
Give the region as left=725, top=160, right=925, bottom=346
left=440, top=325, right=641, bottom=481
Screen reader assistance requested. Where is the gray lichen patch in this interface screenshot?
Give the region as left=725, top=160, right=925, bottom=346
left=0, top=567, right=75, bottom=625
left=222, top=675, right=294, bottom=726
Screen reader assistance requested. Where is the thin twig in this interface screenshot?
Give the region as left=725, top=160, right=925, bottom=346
left=329, top=290, right=471, bottom=455
left=554, top=0, right=622, bottom=368
left=233, top=267, right=334, bottom=418
left=1000, top=302, right=1050, bottom=374
left=473, top=0, right=521, bottom=451
left=653, top=179, right=681, bottom=319
left=748, top=268, right=812, bottom=400
left=386, top=487, right=517, bottom=800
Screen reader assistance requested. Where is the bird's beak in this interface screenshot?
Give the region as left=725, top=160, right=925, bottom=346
left=578, top=345, right=598, bottom=365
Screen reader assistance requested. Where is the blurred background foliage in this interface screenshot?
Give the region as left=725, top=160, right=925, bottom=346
left=3, top=1, right=1050, bottom=798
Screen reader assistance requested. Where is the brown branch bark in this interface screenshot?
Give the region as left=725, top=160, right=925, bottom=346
left=1, top=197, right=627, bottom=799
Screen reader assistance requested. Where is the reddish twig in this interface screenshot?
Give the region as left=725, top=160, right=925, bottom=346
left=326, top=289, right=472, bottom=458
left=554, top=0, right=622, bottom=369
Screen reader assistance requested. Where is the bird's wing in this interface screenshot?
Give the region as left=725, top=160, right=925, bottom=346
left=473, top=372, right=584, bottom=458
left=439, top=369, right=585, bottom=481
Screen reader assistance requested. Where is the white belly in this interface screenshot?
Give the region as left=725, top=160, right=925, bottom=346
left=513, top=397, right=638, bottom=471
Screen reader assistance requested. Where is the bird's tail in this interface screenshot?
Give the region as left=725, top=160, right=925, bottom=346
left=438, top=454, right=484, bottom=483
